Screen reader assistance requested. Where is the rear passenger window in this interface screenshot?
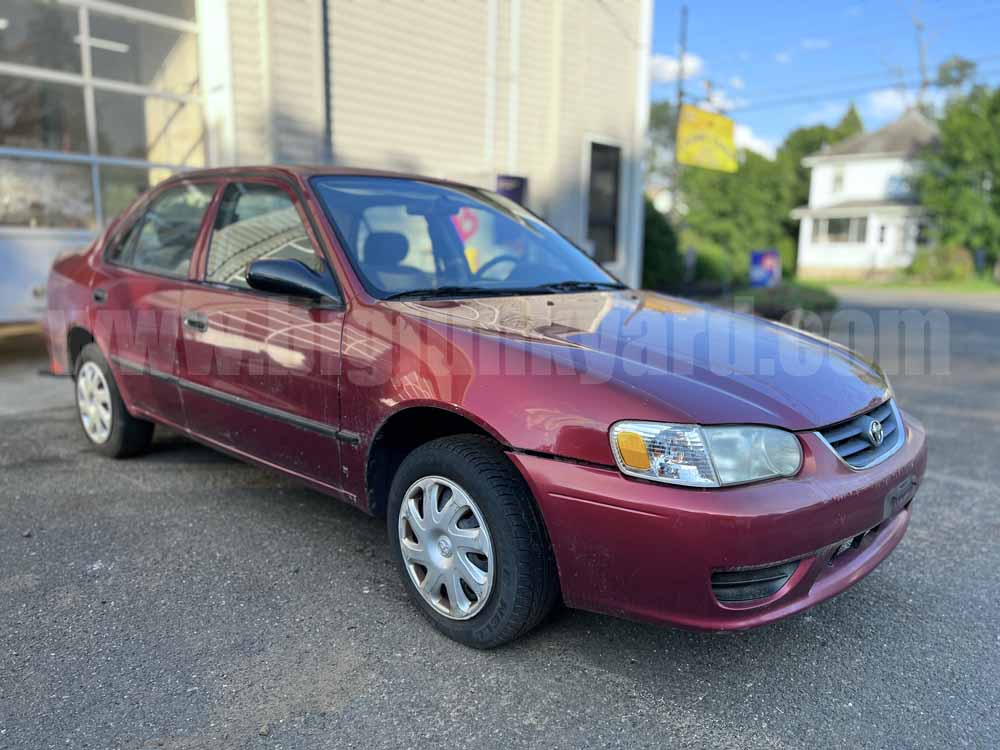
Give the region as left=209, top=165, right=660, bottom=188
left=110, top=182, right=215, bottom=277
left=206, top=182, right=325, bottom=289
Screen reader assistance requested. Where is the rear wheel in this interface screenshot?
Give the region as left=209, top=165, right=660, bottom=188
left=75, top=343, right=153, bottom=458
left=387, top=435, right=559, bottom=648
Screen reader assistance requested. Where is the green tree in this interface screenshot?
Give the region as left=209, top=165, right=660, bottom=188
left=647, top=100, right=676, bottom=180
left=833, top=103, right=864, bottom=140
left=680, top=150, right=790, bottom=284
left=917, top=84, right=1000, bottom=262
left=641, top=197, right=682, bottom=289
left=936, top=55, right=977, bottom=90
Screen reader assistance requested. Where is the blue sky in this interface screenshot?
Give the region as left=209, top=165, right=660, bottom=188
left=650, top=0, right=1000, bottom=157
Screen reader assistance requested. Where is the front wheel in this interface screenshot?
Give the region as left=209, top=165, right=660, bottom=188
left=387, top=435, right=559, bottom=648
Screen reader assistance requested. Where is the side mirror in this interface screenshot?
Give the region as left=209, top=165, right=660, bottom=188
left=246, top=259, right=336, bottom=302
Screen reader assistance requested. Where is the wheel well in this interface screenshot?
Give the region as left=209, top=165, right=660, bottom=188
left=366, top=407, right=497, bottom=516
left=67, top=327, right=94, bottom=374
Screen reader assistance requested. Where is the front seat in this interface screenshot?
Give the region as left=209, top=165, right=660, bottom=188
left=362, top=232, right=431, bottom=291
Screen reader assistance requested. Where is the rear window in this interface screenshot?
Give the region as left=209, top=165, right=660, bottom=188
left=108, top=181, right=215, bottom=278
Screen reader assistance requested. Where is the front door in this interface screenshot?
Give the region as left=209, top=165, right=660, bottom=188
left=179, top=180, right=346, bottom=489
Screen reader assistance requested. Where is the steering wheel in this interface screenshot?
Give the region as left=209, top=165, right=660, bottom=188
left=474, top=254, right=520, bottom=281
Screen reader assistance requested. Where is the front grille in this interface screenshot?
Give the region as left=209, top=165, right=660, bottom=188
left=817, top=399, right=904, bottom=469
left=711, top=561, right=799, bottom=603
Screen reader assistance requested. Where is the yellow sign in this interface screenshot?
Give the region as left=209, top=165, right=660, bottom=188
left=676, top=104, right=738, bottom=173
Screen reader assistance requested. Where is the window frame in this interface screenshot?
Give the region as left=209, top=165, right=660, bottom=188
left=194, top=175, right=344, bottom=307
left=101, top=176, right=221, bottom=281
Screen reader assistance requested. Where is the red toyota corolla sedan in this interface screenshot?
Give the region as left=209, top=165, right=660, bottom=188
left=44, top=167, right=927, bottom=648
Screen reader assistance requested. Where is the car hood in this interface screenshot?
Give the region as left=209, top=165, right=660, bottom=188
left=388, top=290, right=889, bottom=431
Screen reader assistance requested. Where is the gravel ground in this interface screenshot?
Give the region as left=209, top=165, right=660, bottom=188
left=1, top=294, right=998, bottom=749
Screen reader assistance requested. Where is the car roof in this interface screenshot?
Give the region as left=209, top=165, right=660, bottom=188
left=166, top=165, right=474, bottom=190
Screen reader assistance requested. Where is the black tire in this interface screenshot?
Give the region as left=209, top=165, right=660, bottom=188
left=74, top=343, right=154, bottom=458
left=387, top=435, right=559, bottom=648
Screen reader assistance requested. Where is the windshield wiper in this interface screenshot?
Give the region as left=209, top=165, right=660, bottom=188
left=382, top=285, right=538, bottom=301
left=528, top=280, right=628, bottom=293
left=383, top=280, right=627, bottom=301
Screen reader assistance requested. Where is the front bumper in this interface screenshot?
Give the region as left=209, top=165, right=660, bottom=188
left=509, top=410, right=928, bottom=631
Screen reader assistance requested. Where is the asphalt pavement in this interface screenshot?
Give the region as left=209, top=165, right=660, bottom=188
left=2, top=293, right=998, bottom=749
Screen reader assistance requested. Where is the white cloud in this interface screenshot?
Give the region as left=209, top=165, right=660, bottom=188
left=774, top=51, right=792, bottom=64
left=704, top=89, right=748, bottom=112
left=650, top=52, right=703, bottom=83
left=800, top=38, right=831, bottom=51
left=866, top=87, right=946, bottom=120
left=729, top=75, right=745, bottom=91
left=734, top=124, right=777, bottom=160
left=866, top=88, right=913, bottom=118
left=802, top=100, right=848, bottom=126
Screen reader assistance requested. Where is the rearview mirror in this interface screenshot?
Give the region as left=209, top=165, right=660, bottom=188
left=246, top=259, right=337, bottom=302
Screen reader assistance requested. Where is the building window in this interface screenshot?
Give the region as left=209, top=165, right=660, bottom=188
left=587, top=142, right=621, bottom=264
left=0, top=0, right=203, bottom=231
left=0, top=75, right=88, bottom=153
left=813, top=217, right=867, bottom=244
left=832, top=167, right=844, bottom=194
left=0, top=156, right=95, bottom=229
left=887, top=175, right=910, bottom=199
left=0, top=0, right=81, bottom=73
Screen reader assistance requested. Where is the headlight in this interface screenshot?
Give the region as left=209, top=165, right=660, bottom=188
left=610, top=421, right=802, bottom=487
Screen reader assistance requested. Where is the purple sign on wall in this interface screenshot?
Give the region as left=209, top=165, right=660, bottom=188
left=496, top=175, right=528, bottom=205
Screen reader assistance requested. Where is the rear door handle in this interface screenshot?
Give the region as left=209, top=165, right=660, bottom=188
left=183, top=312, right=208, bottom=332
left=92, top=288, right=107, bottom=304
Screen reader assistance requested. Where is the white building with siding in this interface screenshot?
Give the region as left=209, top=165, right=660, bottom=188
left=791, top=109, right=938, bottom=279
left=0, top=0, right=652, bottom=321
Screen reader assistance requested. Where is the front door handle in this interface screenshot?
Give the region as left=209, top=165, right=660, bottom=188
left=183, top=312, right=208, bottom=332
left=92, top=288, right=107, bottom=304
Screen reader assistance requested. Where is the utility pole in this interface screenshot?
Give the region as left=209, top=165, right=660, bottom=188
left=910, top=3, right=929, bottom=104
left=670, top=4, right=688, bottom=226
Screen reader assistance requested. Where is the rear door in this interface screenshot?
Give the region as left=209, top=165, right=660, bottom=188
left=178, top=178, right=346, bottom=489
left=94, top=180, right=218, bottom=425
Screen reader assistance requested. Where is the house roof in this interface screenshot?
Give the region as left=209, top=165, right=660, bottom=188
left=790, top=198, right=923, bottom=219
left=808, top=108, right=938, bottom=161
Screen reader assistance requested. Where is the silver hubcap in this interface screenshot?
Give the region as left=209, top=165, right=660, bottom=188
left=77, top=361, right=113, bottom=445
left=397, top=476, right=495, bottom=620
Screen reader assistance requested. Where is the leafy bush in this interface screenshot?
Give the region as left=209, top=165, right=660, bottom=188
left=745, top=281, right=838, bottom=320
left=641, top=199, right=682, bottom=290
left=906, top=245, right=975, bottom=282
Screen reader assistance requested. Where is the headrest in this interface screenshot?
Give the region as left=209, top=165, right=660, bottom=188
left=364, top=232, right=409, bottom=267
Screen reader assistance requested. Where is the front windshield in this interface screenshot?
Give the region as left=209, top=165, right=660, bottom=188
left=310, top=176, right=623, bottom=298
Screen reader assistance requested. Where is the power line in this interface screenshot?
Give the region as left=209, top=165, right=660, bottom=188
left=734, top=53, right=1000, bottom=100
left=691, top=2, right=997, bottom=71
left=728, top=67, right=1000, bottom=113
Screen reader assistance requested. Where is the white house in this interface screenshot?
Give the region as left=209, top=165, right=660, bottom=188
left=791, top=109, right=938, bottom=279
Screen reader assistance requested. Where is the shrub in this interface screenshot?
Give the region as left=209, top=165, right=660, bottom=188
left=906, top=245, right=975, bottom=282
left=641, top=199, right=682, bottom=290
left=746, top=281, right=838, bottom=320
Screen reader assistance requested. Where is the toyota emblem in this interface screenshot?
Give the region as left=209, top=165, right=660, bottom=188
left=867, top=419, right=884, bottom=447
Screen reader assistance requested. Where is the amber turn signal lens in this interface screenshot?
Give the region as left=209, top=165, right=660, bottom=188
left=615, top=431, right=651, bottom=470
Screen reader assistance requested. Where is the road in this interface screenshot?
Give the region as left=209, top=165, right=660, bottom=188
left=2, top=293, right=998, bottom=749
